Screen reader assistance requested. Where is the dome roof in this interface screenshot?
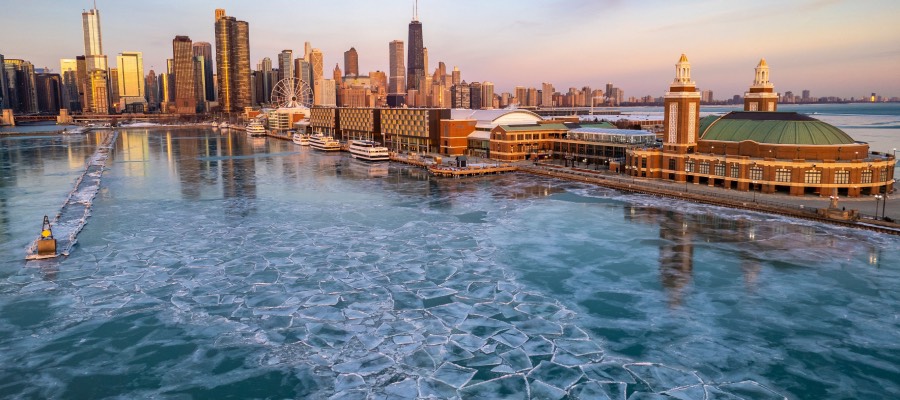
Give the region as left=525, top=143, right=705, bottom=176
left=700, top=112, right=856, bottom=145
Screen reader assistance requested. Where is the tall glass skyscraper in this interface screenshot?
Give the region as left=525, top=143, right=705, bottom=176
left=192, top=42, right=215, bottom=102
left=407, top=6, right=424, bottom=92
left=214, top=9, right=251, bottom=113
left=173, top=36, right=196, bottom=114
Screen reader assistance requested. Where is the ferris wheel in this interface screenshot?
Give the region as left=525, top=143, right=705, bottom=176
left=271, top=78, right=312, bottom=109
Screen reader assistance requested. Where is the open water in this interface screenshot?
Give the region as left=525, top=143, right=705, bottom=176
left=0, top=113, right=899, bottom=399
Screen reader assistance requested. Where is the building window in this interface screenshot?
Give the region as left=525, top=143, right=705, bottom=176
left=715, top=164, right=725, bottom=176
left=688, top=103, right=697, bottom=143
left=669, top=159, right=676, bottom=172
left=861, top=170, right=873, bottom=184
left=880, top=168, right=888, bottom=182
left=699, top=162, right=709, bottom=175
left=750, top=166, right=763, bottom=181
left=641, top=158, right=647, bottom=168
left=668, top=103, right=678, bottom=143
left=730, top=164, right=740, bottom=178
left=775, top=168, right=791, bottom=183
left=805, top=170, right=822, bottom=184
left=685, top=160, right=694, bottom=173
left=834, top=170, right=849, bottom=184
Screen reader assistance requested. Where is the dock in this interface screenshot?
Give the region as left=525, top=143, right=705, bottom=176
left=428, top=164, right=518, bottom=177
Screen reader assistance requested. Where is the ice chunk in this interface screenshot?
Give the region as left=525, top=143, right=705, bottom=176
left=530, top=379, right=567, bottom=399
left=568, top=382, right=627, bottom=400
left=581, top=362, right=636, bottom=384
left=464, top=352, right=502, bottom=367
left=457, top=316, right=511, bottom=338
left=417, top=377, right=458, bottom=399
left=335, top=373, right=366, bottom=392
left=499, top=348, right=532, bottom=372
left=305, top=294, right=340, bottom=306
left=554, top=339, right=603, bottom=357
left=296, top=305, right=345, bottom=322
left=521, top=337, right=555, bottom=357
left=661, top=384, right=706, bottom=400
left=334, top=353, right=395, bottom=376
left=493, top=328, right=528, bottom=348
left=526, top=361, right=584, bottom=391
left=384, top=377, right=418, bottom=398
left=512, top=318, right=563, bottom=336
left=459, top=374, right=528, bottom=399
left=416, top=287, right=457, bottom=299
left=402, top=349, right=436, bottom=370
left=432, top=362, right=477, bottom=389
left=450, top=334, right=487, bottom=353
left=624, top=363, right=703, bottom=393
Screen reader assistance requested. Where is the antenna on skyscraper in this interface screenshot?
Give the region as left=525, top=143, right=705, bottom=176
left=414, top=0, right=418, bottom=21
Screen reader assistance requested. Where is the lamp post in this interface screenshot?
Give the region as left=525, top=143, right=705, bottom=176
left=874, top=194, right=883, bottom=219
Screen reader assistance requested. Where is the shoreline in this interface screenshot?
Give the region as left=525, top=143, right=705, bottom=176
left=517, top=163, right=900, bottom=236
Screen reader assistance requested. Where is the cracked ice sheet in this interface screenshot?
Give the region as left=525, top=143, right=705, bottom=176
left=0, top=132, right=797, bottom=399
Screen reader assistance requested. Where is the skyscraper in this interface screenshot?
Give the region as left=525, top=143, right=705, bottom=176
left=192, top=42, right=215, bottom=101
left=481, top=82, right=495, bottom=109
left=407, top=3, right=425, bottom=92
left=145, top=69, right=158, bottom=111
left=388, top=40, right=405, bottom=106
left=309, top=48, right=324, bottom=106
left=451, top=66, right=460, bottom=86
left=0, top=54, right=8, bottom=110
left=214, top=9, right=251, bottom=112
left=116, top=52, right=146, bottom=112
left=59, top=59, right=80, bottom=112
left=277, top=49, right=293, bottom=83
left=542, top=83, right=554, bottom=107
left=173, top=36, right=196, bottom=114
left=82, top=4, right=108, bottom=113
left=82, top=6, right=106, bottom=71
left=344, top=47, right=359, bottom=77
left=108, top=67, right=120, bottom=110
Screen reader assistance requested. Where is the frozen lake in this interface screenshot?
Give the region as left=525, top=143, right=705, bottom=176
left=1, top=129, right=898, bottom=399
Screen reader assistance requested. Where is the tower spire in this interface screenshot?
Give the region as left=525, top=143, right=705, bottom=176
left=414, top=0, right=419, bottom=21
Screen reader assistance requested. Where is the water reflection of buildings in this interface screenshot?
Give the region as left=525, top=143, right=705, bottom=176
left=624, top=206, right=881, bottom=306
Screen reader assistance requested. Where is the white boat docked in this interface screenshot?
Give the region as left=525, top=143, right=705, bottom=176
left=309, top=134, right=341, bottom=151
left=348, top=140, right=390, bottom=162
left=246, top=120, right=266, bottom=137
left=292, top=133, right=310, bottom=146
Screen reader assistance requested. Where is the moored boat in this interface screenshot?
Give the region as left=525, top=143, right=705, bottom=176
left=292, top=133, right=311, bottom=146
left=246, top=120, right=266, bottom=137
left=348, top=140, right=390, bottom=162
left=309, top=134, right=341, bottom=151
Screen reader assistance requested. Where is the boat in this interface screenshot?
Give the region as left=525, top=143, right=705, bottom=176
left=218, top=122, right=230, bottom=130
left=309, top=134, right=341, bottom=151
left=246, top=120, right=266, bottom=137
left=348, top=140, right=390, bottom=162
left=292, top=132, right=310, bottom=146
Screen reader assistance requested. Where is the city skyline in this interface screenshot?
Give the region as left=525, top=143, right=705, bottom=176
left=3, top=0, right=900, bottom=99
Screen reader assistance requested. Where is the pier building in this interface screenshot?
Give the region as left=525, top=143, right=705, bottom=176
left=625, top=55, right=896, bottom=197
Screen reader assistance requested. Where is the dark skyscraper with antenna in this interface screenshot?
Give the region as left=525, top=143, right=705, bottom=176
left=407, top=1, right=425, bottom=92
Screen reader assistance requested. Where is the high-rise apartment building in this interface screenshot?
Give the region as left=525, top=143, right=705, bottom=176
left=407, top=7, right=425, bottom=92
left=214, top=9, right=251, bottom=112
left=192, top=42, right=215, bottom=101
left=116, top=52, right=146, bottom=112
left=469, top=81, right=482, bottom=110
left=344, top=47, right=359, bottom=77
left=59, top=59, right=80, bottom=112
left=451, top=66, right=460, bottom=86
left=801, top=89, right=810, bottom=102
left=35, top=73, right=62, bottom=114
left=482, top=82, right=494, bottom=109
left=277, top=49, right=293, bottom=83
left=108, top=68, right=120, bottom=110
left=193, top=56, right=208, bottom=112
left=388, top=40, right=405, bottom=106
left=173, top=36, right=196, bottom=114
left=309, top=49, right=324, bottom=106
left=541, top=83, right=554, bottom=107
left=81, top=4, right=108, bottom=113
left=145, top=69, right=158, bottom=111
left=0, top=54, right=8, bottom=110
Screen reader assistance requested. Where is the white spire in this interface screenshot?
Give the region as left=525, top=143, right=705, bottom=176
left=413, top=0, right=418, bottom=21
left=753, top=58, right=772, bottom=87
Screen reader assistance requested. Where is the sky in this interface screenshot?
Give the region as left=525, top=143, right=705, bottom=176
left=3, top=0, right=899, bottom=100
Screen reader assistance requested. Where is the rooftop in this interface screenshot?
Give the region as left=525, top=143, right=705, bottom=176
left=700, top=112, right=857, bottom=145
